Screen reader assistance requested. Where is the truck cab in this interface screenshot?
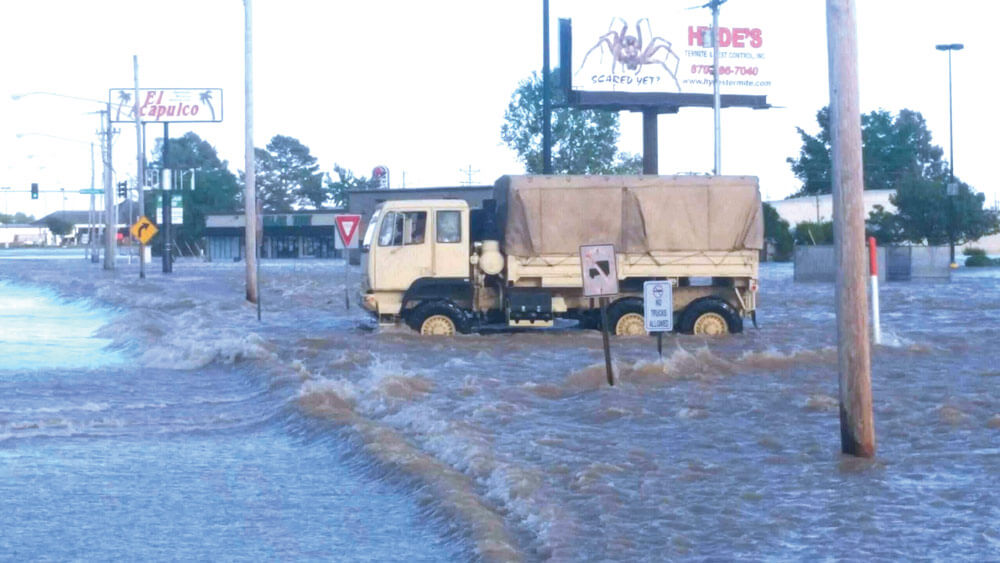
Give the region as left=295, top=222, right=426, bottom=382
left=361, top=200, right=471, bottom=326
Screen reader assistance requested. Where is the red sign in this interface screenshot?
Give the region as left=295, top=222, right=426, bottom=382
left=335, top=214, right=362, bottom=249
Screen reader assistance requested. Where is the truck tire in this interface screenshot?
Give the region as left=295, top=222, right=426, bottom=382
left=407, top=301, right=471, bottom=335
left=608, top=299, right=646, bottom=336
left=679, top=297, right=742, bottom=335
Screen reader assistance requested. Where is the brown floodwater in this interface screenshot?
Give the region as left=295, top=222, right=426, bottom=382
left=6, top=255, right=999, bottom=561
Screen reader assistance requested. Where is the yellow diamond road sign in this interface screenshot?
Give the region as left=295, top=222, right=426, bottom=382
left=130, top=215, right=158, bottom=245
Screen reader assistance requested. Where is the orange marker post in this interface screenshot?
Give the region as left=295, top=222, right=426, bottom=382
left=869, top=236, right=881, bottom=345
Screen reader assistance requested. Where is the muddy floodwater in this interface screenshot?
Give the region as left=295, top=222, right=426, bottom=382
left=3, top=250, right=999, bottom=560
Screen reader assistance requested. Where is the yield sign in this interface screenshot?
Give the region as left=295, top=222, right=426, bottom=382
left=334, top=214, right=362, bottom=249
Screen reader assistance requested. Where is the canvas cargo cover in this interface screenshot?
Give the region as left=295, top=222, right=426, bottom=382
left=495, top=175, right=763, bottom=257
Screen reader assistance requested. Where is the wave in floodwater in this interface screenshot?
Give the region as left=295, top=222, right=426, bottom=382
left=3, top=256, right=1000, bottom=561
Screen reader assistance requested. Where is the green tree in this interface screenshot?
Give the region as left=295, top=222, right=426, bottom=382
left=762, top=202, right=793, bottom=261
left=254, top=135, right=326, bottom=211
left=882, top=179, right=998, bottom=245
left=43, top=215, right=74, bottom=237
left=325, top=164, right=376, bottom=208
left=155, top=132, right=241, bottom=245
left=793, top=220, right=834, bottom=245
left=787, top=107, right=946, bottom=196
left=1, top=212, right=35, bottom=224
left=501, top=69, right=641, bottom=174
left=789, top=106, right=999, bottom=245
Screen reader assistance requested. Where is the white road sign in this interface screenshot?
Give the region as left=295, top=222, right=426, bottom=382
left=580, top=244, right=619, bottom=297
left=334, top=214, right=362, bottom=250
left=643, top=280, right=674, bottom=332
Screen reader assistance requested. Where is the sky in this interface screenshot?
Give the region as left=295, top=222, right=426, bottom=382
left=1, top=0, right=997, bottom=220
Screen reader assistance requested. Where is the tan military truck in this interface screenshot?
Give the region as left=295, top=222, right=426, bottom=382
left=360, top=175, right=762, bottom=336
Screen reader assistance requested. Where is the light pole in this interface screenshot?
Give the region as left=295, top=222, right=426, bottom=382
left=12, top=91, right=116, bottom=268
left=936, top=43, right=963, bottom=267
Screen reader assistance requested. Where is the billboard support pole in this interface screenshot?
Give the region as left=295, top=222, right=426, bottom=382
left=542, top=0, right=552, bottom=174
left=642, top=110, right=658, bottom=174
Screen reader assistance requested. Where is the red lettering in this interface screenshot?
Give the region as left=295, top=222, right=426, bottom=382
left=156, top=91, right=164, bottom=104
left=750, top=28, right=763, bottom=48
left=718, top=27, right=731, bottom=47
left=191, top=105, right=199, bottom=116
left=688, top=26, right=705, bottom=46
left=143, top=91, right=157, bottom=105
left=166, top=106, right=176, bottom=117
left=181, top=105, right=190, bottom=116
left=732, top=28, right=747, bottom=48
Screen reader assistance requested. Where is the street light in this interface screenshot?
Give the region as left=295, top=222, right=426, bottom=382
left=16, top=132, right=100, bottom=262
left=12, top=91, right=116, bottom=269
left=936, top=43, right=963, bottom=267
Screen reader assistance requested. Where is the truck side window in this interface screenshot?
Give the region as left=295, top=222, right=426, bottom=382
left=437, top=210, right=461, bottom=243
left=402, top=211, right=426, bottom=245
left=378, top=212, right=397, bottom=246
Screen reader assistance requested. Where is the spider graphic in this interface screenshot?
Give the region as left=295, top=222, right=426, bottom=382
left=577, top=17, right=682, bottom=91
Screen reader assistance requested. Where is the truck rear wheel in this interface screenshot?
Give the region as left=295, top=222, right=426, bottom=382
left=680, top=298, right=742, bottom=335
left=408, top=301, right=470, bottom=335
left=608, top=300, right=646, bottom=336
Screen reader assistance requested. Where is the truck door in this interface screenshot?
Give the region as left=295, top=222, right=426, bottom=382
left=373, top=209, right=432, bottom=290
left=432, top=209, right=469, bottom=278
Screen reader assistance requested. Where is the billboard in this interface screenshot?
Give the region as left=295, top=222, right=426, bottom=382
left=109, top=88, right=223, bottom=123
left=569, top=5, right=771, bottom=97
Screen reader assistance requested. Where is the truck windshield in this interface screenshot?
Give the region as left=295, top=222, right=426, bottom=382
left=362, top=207, right=381, bottom=250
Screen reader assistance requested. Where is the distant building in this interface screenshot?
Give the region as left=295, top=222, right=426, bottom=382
left=766, top=190, right=896, bottom=226
left=0, top=224, right=52, bottom=246
left=203, top=209, right=346, bottom=261
left=347, top=185, right=494, bottom=241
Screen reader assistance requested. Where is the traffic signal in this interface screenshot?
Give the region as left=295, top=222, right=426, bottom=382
left=117, top=181, right=127, bottom=198
left=31, top=183, right=38, bottom=199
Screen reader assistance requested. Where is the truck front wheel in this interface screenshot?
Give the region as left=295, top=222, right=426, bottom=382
left=608, top=300, right=646, bottom=336
left=407, top=301, right=470, bottom=335
left=679, top=298, right=743, bottom=335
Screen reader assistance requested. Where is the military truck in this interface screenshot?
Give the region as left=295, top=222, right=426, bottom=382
left=359, top=175, right=762, bottom=336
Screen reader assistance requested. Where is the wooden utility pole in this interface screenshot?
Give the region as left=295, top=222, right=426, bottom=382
left=134, top=55, right=145, bottom=279
left=244, top=0, right=259, bottom=304
left=102, top=107, right=116, bottom=270
left=827, top=0, right=875, bottom=457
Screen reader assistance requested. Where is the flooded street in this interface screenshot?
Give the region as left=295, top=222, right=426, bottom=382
left=3, top=250, right=998, bottom=560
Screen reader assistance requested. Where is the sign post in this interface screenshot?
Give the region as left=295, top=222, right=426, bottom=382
left=335, top=214, right=362, bottom=310
left=643, top=280, right=674, bottom=359
left=580, top=244, right=619, bottom=386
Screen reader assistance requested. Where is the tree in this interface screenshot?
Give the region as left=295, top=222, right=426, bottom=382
left=325, top=164, right=377, bottom=208
left=254, top=135, right=326, bottom=211
left=793, top=220, right=834, bottom=246
left=789, top=106, right=999, bottom=245
left=0, top=212, right=35, bottom=225
left=787, top=107, right=946, bottom=196
left=762, top=202, right=793, bottom=261
left=154, top=132, right=241, bottom=245
left=881, top=179, right=998, bottom=246
left=501, top=69, right=641, bottom=174
left=43, top=215, right=74, bottom=238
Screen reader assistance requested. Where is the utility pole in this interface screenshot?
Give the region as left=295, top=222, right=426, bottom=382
left=542, top=0, right=552, bottom=174
left=827, top=0, right=875, bottom=457
left=134, top=54, right=146, bottom=279
left=244, top=0, right=259, bottom=304
left=102, top=107, right=116, bottom=270
left=710, top=0, right=724, bottom=175
left=459, top=165, right=479, bottom=186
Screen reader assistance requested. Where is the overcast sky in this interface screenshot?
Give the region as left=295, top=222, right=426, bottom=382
left=1, top=0, right=996, bottom=219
